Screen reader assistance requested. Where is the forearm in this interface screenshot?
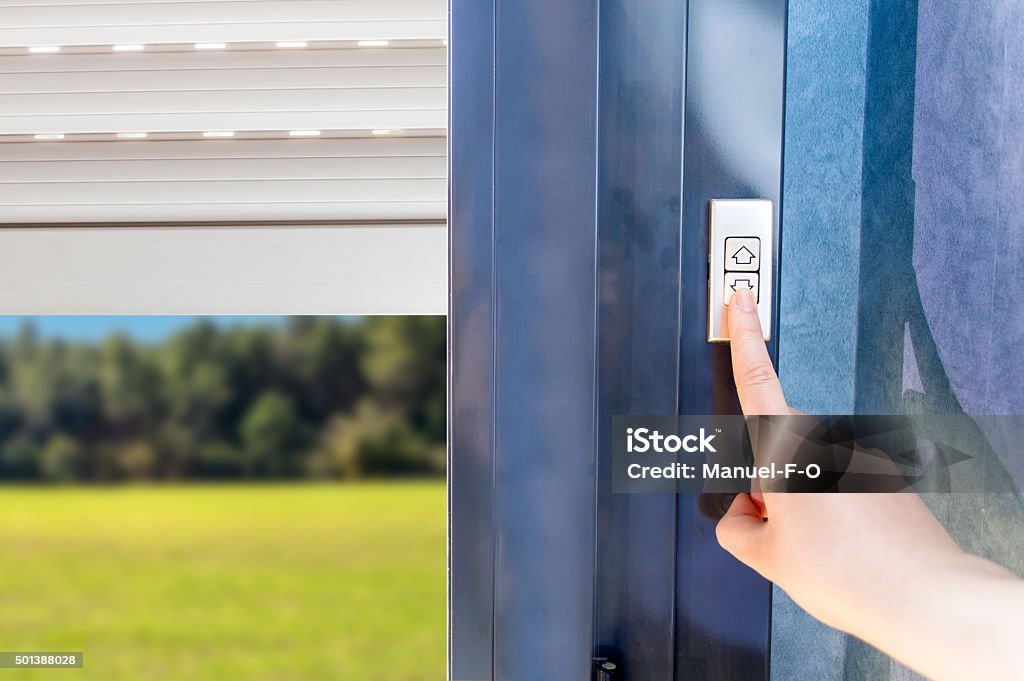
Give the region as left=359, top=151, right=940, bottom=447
left=719, top=300, right=1024, bottom=680
left=838, top=551, right=1024, bottom=681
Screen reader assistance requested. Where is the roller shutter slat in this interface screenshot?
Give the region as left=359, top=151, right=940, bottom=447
left=0, top=202, right=445, bottom=223
left=5, top=111, right=444, bottom=135
left=2, top=88, right=446, bottom=118
left=0, top=66, right=447, bottom=92
left=0, top=48, right=446, bottom=73
left=0, top=156, right=446, bottom=182
left=0, top=137, right=445, bottom=161
left=0, top=1, right=446, bottom=46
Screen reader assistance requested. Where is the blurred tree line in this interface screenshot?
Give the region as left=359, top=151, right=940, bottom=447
left=0, top=317, right=446, bottom=482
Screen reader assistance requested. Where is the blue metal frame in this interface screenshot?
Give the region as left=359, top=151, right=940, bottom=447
left=449, top=0, right=600, bottom=678
left=449, top=1, right=787, bottom=679
left=675, top=1, right=786, bottom=679
left=592, top=0, right=687, bottom=677
left=448, top=0, right=497, bottom=677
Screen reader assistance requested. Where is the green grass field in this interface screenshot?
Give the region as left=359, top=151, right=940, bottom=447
left=0, top=483, right=446, bottom=680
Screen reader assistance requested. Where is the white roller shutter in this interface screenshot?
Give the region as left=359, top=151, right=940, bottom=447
left=0, top=0, right=447, bottom=223
left=0, top=0, right=448, bottom=314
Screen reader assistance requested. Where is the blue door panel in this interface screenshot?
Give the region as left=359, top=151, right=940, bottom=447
left=778, top=1, right=1024, bottom=679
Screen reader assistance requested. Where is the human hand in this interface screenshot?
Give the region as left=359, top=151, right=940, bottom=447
left=714, top=288, right=964, bottom=632
left=714, top=289, right=1024, bottom=681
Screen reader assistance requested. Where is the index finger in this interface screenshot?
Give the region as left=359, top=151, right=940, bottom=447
left=726, top=289, right=788, bottom=416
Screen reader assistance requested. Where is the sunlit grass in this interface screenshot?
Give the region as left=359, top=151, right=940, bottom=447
left=0, top=483, right=445, bottom=680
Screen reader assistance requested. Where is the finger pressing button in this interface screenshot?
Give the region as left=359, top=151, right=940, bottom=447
left=724, top=272, right=759, bottom=305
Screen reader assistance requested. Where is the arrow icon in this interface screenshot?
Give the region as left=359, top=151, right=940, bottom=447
left=730, top=245, right=756, bottom=265
left=730, top=278, right=754, bottom=292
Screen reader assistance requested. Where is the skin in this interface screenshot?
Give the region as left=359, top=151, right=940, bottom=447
left=716, top=288, right=1024, bottom=681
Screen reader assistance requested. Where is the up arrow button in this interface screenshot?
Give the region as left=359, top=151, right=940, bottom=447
left=724, top=237, right=760, bottom=272
left=731, top=245, right=755, bottom=265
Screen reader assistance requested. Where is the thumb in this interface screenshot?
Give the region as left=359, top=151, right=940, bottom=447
left=716, top=493, right=768, bottom=569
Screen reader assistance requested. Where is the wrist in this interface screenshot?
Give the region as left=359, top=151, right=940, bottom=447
left=829, top=542, right=968, bottom=640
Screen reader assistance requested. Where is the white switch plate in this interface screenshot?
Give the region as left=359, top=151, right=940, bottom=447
left=708, top=199, right=773, bottom=342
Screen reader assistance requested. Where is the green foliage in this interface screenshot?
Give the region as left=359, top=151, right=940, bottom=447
left=39, top=433, right=81, bottom=482
left=362, top=317, right=446, bottom=443
left=113, top=439, right=159, bottom=480
left=240, top=390, right=302, bottom=476
left=194, top=439, right=243, bottom=478
left=0, top=317, right=446, bottom=482
left=98, top=334, right=160, bottom=426
left=308, top=400, right=443, bottom=478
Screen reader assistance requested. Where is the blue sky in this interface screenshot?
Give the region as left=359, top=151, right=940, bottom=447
left=0, top=316, right=302, bottom=343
